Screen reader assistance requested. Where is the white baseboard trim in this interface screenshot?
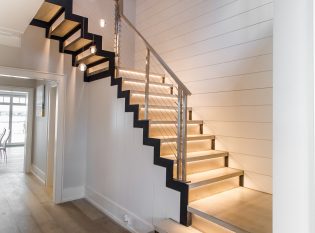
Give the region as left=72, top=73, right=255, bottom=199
left=62, top=186, right=85, bottom=203
left=85, top=186, right=154, bottom=233
left=31, top=164, right=46, bottom=184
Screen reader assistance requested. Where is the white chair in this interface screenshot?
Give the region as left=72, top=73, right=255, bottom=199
left=0, top=130, right=10, bottom=163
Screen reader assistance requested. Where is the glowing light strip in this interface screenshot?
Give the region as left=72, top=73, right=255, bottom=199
left=123, top=80, right=171, bottom=88
left=119, top=69, right=163, bottom=78
left=131, top=93, right=177, bottom=99
left=161, top=139, right=213, bottom=144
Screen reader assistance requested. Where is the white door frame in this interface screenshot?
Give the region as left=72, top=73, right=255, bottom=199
left=0, top=65, right=66, bottom=204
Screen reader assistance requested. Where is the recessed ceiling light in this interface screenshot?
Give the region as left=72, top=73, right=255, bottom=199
left=78, top=63, right=87, bottom=72
left=90, top=45, right=97, bottom=54
left=100, top=19, right=106, bottom=28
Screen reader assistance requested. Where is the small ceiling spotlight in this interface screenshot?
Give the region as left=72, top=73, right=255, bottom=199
left=100, top=19, right=106, bottom=28
left=90, top=45, right=97, bottom=54
left=78, top=63, right=87, bottom=72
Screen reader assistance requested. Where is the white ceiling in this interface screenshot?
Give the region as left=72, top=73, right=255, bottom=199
left=0, top=0, right=44, bottom=47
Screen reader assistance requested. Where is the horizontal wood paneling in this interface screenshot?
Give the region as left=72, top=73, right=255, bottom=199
left=134, top=0, right=273, bottom=193
left=215, top=136, right=272, bottom=158
left=186, top=71, right=272, bottom=94
left=229, top=153, right=272, bottom=176
left=189, top=88, right=272, bottom=107
left=205, top=122, right=272, bottom=140
left=193, top=105, right=272, bottom=122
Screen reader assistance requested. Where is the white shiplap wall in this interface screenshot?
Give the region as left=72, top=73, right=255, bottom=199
left=134, top=0, right=273, bottom=193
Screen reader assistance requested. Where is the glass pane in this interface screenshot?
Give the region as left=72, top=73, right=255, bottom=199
left=0, top=96, right=4, bottom=103
left=12, top=105, right=27, bottom=143
left=13, top=97, right=20, bottom=104
left=0, top=105, right=10, bottom=133
left=20, top=97, right=26, bottom=104
left=3, top=97, right=10, bottom=103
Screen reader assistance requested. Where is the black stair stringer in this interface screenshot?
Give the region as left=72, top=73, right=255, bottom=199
left=30, top=0, right=115, bottom=82
left=29, top=0, right=188, bottom=226
left=110, top=75, right=190, bottom=226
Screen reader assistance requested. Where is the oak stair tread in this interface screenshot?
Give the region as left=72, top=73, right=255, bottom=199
left=188, top=187, right=272, bottom=233
left=163, top=150, right=228, bottom=162
left=130, top=90, right=177, bottom=98
left=78, top=54, right=105, bottom=65
left=50, top=19, right=79, bottom=38
left=119, top=67, right=164, bottom=78
left=64, top=38, right=92, bottom=52
left=122, top=77, right=173, bottom=87
left=150, top=120, right=202, bottom=125
left=188, top=167, right=243, bottom=189
left=34, top=2, right=62, bottom=23
left=139, top=104, right=192, bottom=111
left=157, top=134, right=215, bottom=143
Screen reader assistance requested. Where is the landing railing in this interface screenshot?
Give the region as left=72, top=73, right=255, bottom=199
left=114, top=0, right=191, bottom=182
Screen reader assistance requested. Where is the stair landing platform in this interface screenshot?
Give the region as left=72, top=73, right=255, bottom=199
left=155, top=219, right=202, bottom=233
left=188, top=187, right=272, bottom=233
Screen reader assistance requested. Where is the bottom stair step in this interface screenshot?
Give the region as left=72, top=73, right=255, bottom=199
left=188, top=167, right=243, bottom=188
left=188, top=187, right=272, bottom=233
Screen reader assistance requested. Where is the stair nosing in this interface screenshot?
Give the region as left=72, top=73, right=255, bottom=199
left=188, top=168, right=243, bottom=189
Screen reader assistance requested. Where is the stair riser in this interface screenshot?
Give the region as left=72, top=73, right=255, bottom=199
left=189, top=177, right=240, bottom=203
left=123, top=83, right=171, bottom=94
left=119, top=71, right=164, bottom=83
left=161, top=140, right=212, bottom=155
left=191, top=214, right=233, bottom=233
left=49, top=12, right=65, bottom=35
left=149, top=124, right=200, bottom=137
left=87, top=62, right=109, bottom=76
left=63, top=30, right=81, bottom=49
left=139, top=109, right=178, bottom=121
left=130, top=95, right=177, bottom=106
left=173, top=158, right=225, bottom=177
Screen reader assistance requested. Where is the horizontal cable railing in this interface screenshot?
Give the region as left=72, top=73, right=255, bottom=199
left=114, top=0, right=191, bottom=182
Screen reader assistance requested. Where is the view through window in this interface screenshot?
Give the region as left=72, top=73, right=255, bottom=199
left=0, top=92, right=28, bottom=145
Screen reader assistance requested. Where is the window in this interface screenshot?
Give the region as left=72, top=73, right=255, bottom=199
left=0, top=92, right=28, bottom=145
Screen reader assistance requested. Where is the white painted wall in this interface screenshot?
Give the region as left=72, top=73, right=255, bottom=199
left=273, top=0, right=314, bottom=232
left=133, top=0, right=273, bottom=193
left=86, top=78, right=180, bottom=233
left=0, top=0, right=43, bottom=47
left=79, top=1, right=181, bottom=231
left=32, top=81, right=50, bottom=181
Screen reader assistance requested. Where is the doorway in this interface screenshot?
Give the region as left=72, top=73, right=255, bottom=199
left=0, top=90, right=29, bottom=173
left=0, top=66, right=66, bottom=204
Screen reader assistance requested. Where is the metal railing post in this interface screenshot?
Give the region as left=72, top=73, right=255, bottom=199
left=177, top=89, right=183, bottom=180
left=144, top=48, right=150, bottom=119
left=181, top=93, right=188, bottom=182
left=114, top=0, right=122, bottom=78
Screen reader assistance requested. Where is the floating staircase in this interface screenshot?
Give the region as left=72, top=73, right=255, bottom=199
left=31, top=1, right=272, bottom=233
left=31, top=1, right=115, bottom=82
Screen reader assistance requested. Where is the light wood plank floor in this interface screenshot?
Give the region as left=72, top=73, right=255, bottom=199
left=0, top=172, right=130, bottom=233
left=0, top=147, right=25, bottom=173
